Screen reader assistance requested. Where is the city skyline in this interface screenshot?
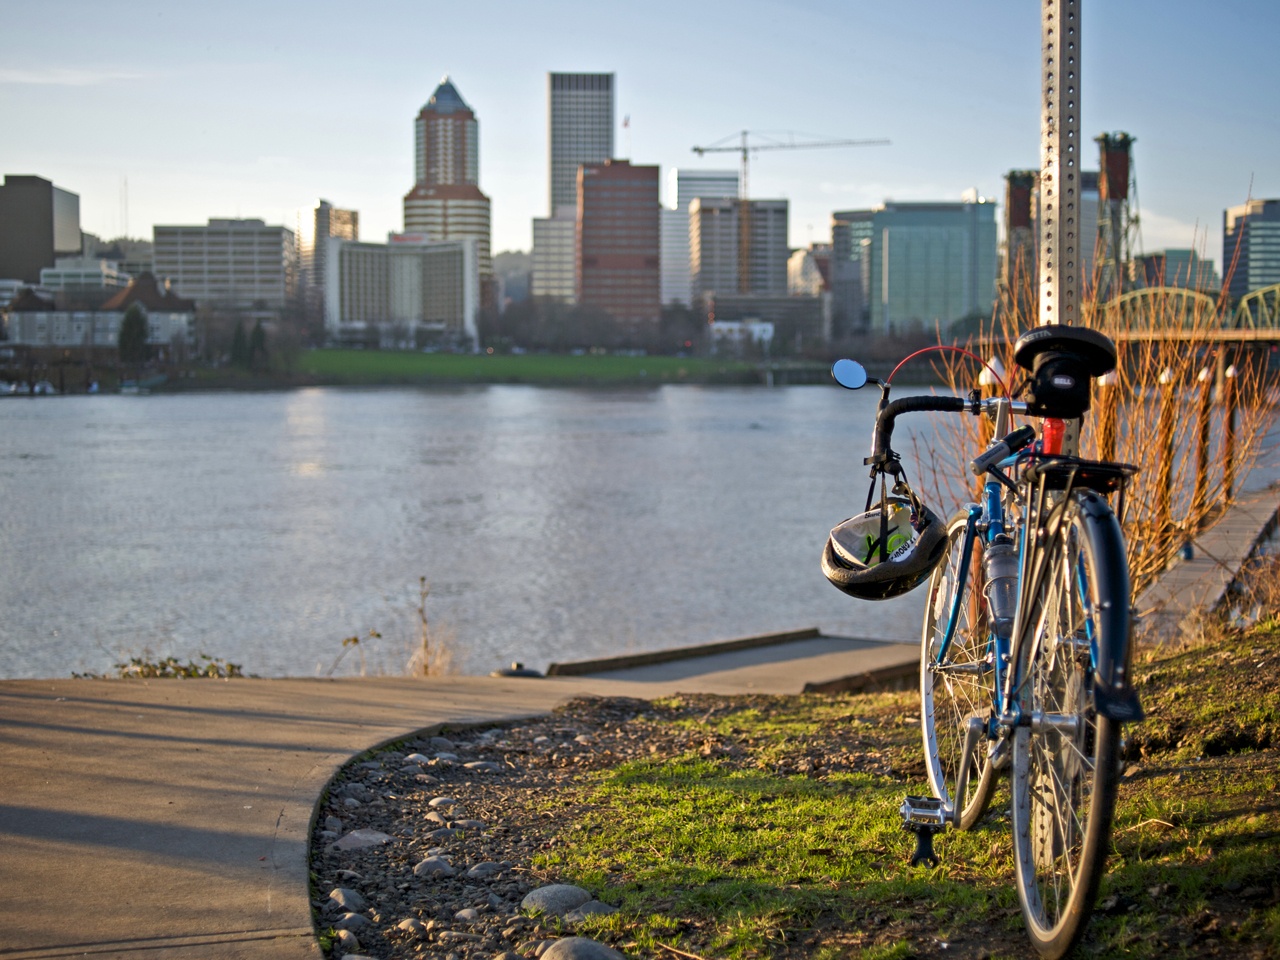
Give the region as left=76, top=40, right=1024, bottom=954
left=3, top=0, right=1277, bottom=270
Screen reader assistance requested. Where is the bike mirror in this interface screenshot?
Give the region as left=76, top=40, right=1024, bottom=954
left=831, top=359, right=868, bottom=390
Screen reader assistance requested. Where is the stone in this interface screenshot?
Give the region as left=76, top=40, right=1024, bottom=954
left=415, top=773, right=440, bottom=784
left=467, top=861, right=501, bottom=879
left=541, top=937, right=626, bottom=960
left=342, top=797, right=362, bottom=809
left=465, top=761, right=504, bottom=772
left=428, top=827, right=461, bottom=841
left=437, top=930, right=482, bottom=943
left=329, top=828, right=394, bottom=851
left=397, top=917, right=428, bottom=936
left=329, top=887, right=366, bottom=912
left=564, top=901, right=618, bottom=923
left=428, top=736, right=456, bottom=752
left=428, top=796, right=458, bottom=808
left=324, top=815, right=344, bottom=832
left=332, top=928, right=360, bottom=952
left=493, top=953, right=524, bottom=960
left=455, top=907, right=481, bottom=921
left=414, top=856, right=456, bottom=878
left=435, top=751, right=459, bottom=761
left=335, top=911, right=371, bottom=931
left=451, top=819, right=486, bottom=831
left=404, top=753, right=431, bottom=764
left=521, top=884, right=592, bottom=917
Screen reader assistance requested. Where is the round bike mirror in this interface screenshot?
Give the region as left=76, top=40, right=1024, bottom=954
left=832, top=359, right=868, bottom=390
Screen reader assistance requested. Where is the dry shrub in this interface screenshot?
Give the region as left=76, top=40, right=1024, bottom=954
left=927, top=277, right=1278, bottom=600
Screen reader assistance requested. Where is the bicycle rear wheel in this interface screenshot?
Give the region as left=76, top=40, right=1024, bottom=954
left=1012, top=492, right=1125, bottom=958
left=921, top=510, right=998, bottom=829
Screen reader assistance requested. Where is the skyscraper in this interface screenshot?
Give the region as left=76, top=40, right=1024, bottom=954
left=864, top=198, right=997, bottom=334
left=661, top=169, right=738, bottom=307
left=403, top=76, right=492, bottom=278
left=312, top=200, right=358, bottom=289
left=689, top=197, right=789, bottom=303
left=831, top=209, right=875, bottom=337
left=1223, top=199, right=1280, bottom=300
left=576, top=160, right=660, bottom=323
left=548, top=73, right=614, bottom=217
left=533, top=72, right=614, bottom=301
left=0, top=175, right=81, bottom=283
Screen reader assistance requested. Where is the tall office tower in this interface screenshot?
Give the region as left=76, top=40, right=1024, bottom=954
left=660, top=169, right=738, bottom=306
left=690, top=197, right=740, bottom=302
left=1223, top=199, right=1280, bottom=300
left=312, top=200, right=359, bottom=289
left=742, top=200, right=789, bottom=296
left=152, top=219, right=298, bottom=315
left=865, top=198, right=997, bottom=334
left=0, top=175, right=81, bottom=283
left=576, top=160, right=660, bottom=323
left=1002, top=170, right=1038, bottom=316
left=1131, top=249, right=1219, bottom=291
left=831, top=209, right=876, bottom=337
left=1095, top=132, right=1137, bottom=301
left=548, top=73, right=614, bottom=217
left=403, top=76, right=492, bottom=277
left=533, top=72, right=613, bottom=302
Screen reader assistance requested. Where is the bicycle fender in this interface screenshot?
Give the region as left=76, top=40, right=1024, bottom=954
left=1075, top=492, right=1145, bottom=723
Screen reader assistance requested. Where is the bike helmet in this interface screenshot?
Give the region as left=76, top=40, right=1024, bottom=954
left=822, top=497, right=948, bottom=601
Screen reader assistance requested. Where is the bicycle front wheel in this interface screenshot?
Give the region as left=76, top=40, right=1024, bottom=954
left=921, top=510, right=997, bottom=829
left=1012, top=492, right=1125, bottom=958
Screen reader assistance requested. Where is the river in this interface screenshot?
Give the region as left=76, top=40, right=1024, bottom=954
left=0, top=385, right=939, bottom=679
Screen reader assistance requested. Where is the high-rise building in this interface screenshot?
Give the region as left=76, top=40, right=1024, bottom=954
left=0, top=175, right=81, bottom=283
left=403, top=76, right=492, bottom=278
left=831, top=209, right=875, bottom=336
left=324, top=236, right=479, bottom=349
left=1131, top=249, right=1219, bottom=292
left=152, top=219, right=298, bottom=315
left=865, top=198, right=998, bottom=334
left=1223, top=199, right=1280, bottom=300
left=689, top=197, right=789, bottom=304
left=312, top=200, right=358, bottom=288
left=533, top=73, right=614, bottom=302
left=1001, top=171, right=1037, bottom=316
left=548, top=73, right=614, bottom=217
left=576, top=160, right=660, bottom=323
left=661, top=169, right=738, bottom=307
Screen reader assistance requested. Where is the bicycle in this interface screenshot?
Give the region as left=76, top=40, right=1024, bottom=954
left=821, top=325, right=1144, bottom=959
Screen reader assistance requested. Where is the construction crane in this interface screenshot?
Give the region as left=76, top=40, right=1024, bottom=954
left=691, top=131, right=889, bottom=293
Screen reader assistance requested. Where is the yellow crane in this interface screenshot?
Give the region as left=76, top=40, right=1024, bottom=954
left=691, top=131, right=890, bottom=293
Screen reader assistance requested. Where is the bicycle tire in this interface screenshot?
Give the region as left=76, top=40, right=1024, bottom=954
left=1011, top=491, right=1126, bottom=958
left=921, top=510, right=998, bottom=829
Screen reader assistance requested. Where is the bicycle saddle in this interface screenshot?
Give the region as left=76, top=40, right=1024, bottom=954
left=1013, top=325, right=1117, bottom=418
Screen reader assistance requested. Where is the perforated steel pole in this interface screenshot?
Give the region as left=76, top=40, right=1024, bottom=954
left=1038, top=0, right=1082, bottom=329
left=1039, top=0, right=1083, bottom=453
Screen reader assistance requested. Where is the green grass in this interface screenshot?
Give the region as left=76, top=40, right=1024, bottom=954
left=297, top=349, right=760, bottom=386
left=530, top=619, right=1280, bottom=959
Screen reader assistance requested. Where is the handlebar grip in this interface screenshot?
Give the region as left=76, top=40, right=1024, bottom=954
left=970, top=425, right=1037, bottom=476
left=871, top=395, right=968, bottom=464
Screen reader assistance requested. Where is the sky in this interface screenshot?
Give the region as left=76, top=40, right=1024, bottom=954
left=2, top=0, right=1277, bottom=270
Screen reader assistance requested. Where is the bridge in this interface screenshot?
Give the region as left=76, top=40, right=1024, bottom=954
left=1092, top=282, right=1280, bottom=343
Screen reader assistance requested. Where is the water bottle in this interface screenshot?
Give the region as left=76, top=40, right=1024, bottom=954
left=983, top=536, right=1019, bottom=637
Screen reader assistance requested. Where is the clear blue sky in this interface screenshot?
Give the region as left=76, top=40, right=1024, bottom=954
left=3, top=0, right=1276, bottom=268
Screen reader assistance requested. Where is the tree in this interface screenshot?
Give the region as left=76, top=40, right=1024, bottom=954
left=230, top=320, right=249, bottom=368
left=118, top=304, right=150, bottom=365
left=249, top=319, right=268, bottom=369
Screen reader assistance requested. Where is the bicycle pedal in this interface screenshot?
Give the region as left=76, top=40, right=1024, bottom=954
left=900, top=795, right=945, bottom=867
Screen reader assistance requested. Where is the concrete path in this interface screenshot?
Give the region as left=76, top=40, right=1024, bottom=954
left=0, top=638, right=914, bottom=958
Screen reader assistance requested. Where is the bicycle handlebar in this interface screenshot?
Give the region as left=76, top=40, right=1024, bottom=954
left=868, top=395, right=970, bottom=467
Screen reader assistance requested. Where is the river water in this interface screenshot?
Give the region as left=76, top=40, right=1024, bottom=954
left=0, top=385, right=946, bottom=679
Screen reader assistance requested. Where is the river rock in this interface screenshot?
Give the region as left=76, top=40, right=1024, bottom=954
left=452, top=819, right=486, bottom=831
left=428, top=736, right=455, bottom=752
left=334, top=911, right=371, bottom=931
left=324, top=815, right=343, bottom=832
left=541, top=937, right=626, bottom=960
left=329, top=828, right=394, bottom=851
left=467, top=860, right=501, bottom=879
left=332, top=928, right=360, bottom=952
left=413, top=855, right=455, bottom=877
left=428, top=796, right=458, bottom=808
left=564, top=901, right=618, bottom=923
left=329, top=887, right=366, bottom=912
left=397, top=917, right=428, bottom=936
left=521, top=884, right=592, bottom=917
left=464, top=760, right=504, bottom=772
left=404, top=752, right=431, bottom=764
left=454, top=907, right=481, bottom=921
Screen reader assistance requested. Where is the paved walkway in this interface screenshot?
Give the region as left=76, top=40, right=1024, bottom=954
left=0, top=638, right=914, bottom=958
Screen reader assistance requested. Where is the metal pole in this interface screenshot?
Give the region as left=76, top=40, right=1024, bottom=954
left=1040, top=0, right=1083, bottom=455
left=1191, top=365, right=1213, bottom=524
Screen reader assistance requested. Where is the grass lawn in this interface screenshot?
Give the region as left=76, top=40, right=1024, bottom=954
left=529, top=568, right=1280, bottom=959
left=297, top=349, right=761, bottom=386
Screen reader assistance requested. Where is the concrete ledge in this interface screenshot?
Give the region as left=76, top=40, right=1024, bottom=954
left=546, top=627, right=822, bottom=676
left=803, top=658, right=920, bottom=695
